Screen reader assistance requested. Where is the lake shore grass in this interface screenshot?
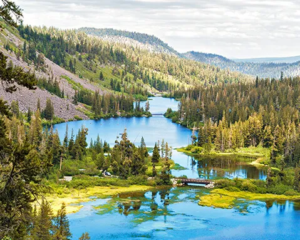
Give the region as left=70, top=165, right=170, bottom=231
left=42, top=185, right=153, bottom=215
left=177, top=145, right=271, bottom=165
left=199, top=189, right=300, bottom=209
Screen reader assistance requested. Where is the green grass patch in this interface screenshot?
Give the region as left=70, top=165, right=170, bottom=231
left=199, top=188, right=300, bottom=209
left=61, top=75, right=85, bottom=91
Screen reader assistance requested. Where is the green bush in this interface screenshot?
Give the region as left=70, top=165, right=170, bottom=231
left=215, top=179, right=236, bottom=188
left=66, top=176, right=130, bottom=188
left=267, top=184, right=292, bottom=195
left=240, top=181, right=258, bottom=192
left=185, top=145, right=193, bottom=151
left=284, top=190, right=299, bottom=196
left=256, top=187, right=267, bottom=194
left=62, top=164, right=80, bottom=176
left=128, top=175, right=148, bottom=185
left=74, top=115, right=83, bottom=120
left=224, top=186, right=240, bottom=192
left=177, top=175, right=188, bottom=179
left=191, top=146, right=203, bottom=154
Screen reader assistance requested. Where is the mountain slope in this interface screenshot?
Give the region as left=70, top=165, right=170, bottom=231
left=0, top=22, right=252, bottom=121
left=184, top=51, right=300, bottom=79
left=78, top=27, right=180, bottom=56
left=0, top=29, right=88, bottom=121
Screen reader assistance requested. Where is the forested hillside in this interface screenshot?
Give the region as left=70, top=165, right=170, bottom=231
left=0, top=22, right=251, bottom=122
left=167, top=76, right=300, bottom=168
left=78, top=28, right=300, bottom=79
left=184, top=51, right=300, bottom=79
left=79, top=27, right=180, bottom=56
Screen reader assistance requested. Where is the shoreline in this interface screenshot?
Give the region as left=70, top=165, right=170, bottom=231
left=177, top=146, right=270, bottom=165
left=43, top=185, right=154, bottom=215
left=199, top=189, right=300, bottom=209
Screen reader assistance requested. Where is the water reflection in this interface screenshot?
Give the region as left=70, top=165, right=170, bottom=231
left=195, top=155, right=268, bottom=180
left=172, top=150, right=267, bottom=180
left=69, top=187, right=300, bottom=240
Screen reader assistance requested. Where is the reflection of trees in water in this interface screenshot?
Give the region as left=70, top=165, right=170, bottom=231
left=116, top=189, right=171, bottom=219
left=150, top=190, right=158, bottom=211
left=158, top=189, right=170, bottom=223
left=191, top=158, right=197, bottom=171
left=193, top=156, right=266, bottom=180
left=118, top=200, right=142, bottom=216
left=264, top=200, right=297, bottom=215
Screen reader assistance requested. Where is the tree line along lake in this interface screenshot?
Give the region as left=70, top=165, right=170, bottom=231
left=53, top=97, right=300, bottom=240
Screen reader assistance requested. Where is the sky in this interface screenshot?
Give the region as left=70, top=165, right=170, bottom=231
left=14, top=0, right=300, bottom=59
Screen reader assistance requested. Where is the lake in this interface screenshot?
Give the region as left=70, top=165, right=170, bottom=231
left=53, top=97, right=299, bottom=240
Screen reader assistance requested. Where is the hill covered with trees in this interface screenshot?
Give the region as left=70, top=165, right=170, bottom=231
left=79, top=27, right=180, bottom=56
left=0, top=21, right=251, bottom=122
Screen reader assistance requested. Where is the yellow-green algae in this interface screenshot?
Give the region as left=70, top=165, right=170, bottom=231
left=41, top=185, right=153, bottom=214
left=199, top=189, right=300, bottom=209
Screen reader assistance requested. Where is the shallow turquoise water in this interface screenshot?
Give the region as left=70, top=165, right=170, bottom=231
left=53, top=97, right=299, bottom=239
left=68, top=187, right=300, bottom=240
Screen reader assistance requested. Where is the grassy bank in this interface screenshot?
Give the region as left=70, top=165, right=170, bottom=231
left=199, top=189, right=300, bottom=209
left=41, top=185, right=153, bottom=215
left=177, top=145, right=270, bottom=165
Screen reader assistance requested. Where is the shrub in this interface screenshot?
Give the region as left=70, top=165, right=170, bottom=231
left=268, top=184, right=292, bottom=195
left=128, top=175, right=148, bottom=185
left=185, top=145, right=193, bottom=151
left=240, top=181, right=258, bottom=192
left=215, top=179, right=235, bottom=188
left=74, top=115, right=83, bottom=120
left=284, top=190, right=299, bottom=196
left=191, top=146, right=203, bottom=154
left=256, top=187, right=267, bottom=194
left=177, top=175, right=188, bottom=179
left=224, top=186, right=240, bottom=192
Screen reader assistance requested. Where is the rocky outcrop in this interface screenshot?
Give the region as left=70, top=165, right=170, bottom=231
left=0, top=84, right=88, bottom=121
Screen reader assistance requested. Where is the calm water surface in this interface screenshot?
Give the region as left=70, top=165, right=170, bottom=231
left=53, top=97, right=299, bottom=240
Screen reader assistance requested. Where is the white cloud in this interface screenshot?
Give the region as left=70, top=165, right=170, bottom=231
left=13, top=0, right=300, bottom=58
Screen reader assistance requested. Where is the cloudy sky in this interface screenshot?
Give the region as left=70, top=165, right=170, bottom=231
left=14, top=0, right=300, bottom=58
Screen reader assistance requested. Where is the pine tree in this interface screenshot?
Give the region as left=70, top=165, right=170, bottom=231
left=95, top=150, right=105, bottom=170
left=53, top=203, right=72, bottom=240
left=37, top=98, right=41, bottom=111
left=145, top=101, right=150, bottom=112
left=79, top=233, right=91, bottom=240
left=43, top=98, right=54, bottom=120
left=27, top=108, right=32, bottom=123
left=294, top=168, right=300, bottom=192
left=63, top=125, right=69, bottom=150
left=35, top=200, right=53, bottom=240
left=160, top=142, right=171, bottom=184
left=151, top=143, right=160, bottom=177
left=99, top=71, right=104, bottom=81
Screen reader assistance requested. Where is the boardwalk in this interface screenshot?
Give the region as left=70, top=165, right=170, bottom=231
left=152, top=113, right=164, bottom=116
left=175, top=178, right=213, bottom=185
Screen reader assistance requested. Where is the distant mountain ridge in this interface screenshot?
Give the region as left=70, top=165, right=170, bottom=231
left=234, top=56, right=300, bottom=64
left=183, top=51, right=300, bottom=79
left=184, top=51, right=233, bottom=64
left=79, top=27, right=300, bottom=79
left=78, top=27, right=180, bottom=56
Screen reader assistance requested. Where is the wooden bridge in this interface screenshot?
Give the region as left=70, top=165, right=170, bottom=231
left=175, top=178, right=213, bottom=186
left=152, top=113, right=164, bottom=116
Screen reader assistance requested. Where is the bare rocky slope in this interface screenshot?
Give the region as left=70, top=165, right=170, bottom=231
left=0, top=29, right=106, bottom=121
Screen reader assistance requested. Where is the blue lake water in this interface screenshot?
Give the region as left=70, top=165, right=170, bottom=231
left=53, top=97, right=299, bottom=240
left=67, top=187, right=300, bottom=240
